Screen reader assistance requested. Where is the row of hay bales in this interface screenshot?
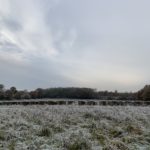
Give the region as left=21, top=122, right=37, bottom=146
left=0, top=100, right=150, bottom=106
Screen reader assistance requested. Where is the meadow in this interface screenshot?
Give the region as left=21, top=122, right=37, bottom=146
left=0, top=105, right=150, bottom=150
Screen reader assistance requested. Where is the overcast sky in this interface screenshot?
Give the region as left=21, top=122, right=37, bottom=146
left=0, top=0, right=150, bottom=91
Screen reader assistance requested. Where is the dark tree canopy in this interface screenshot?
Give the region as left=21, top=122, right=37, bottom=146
left=137, top=85, right=150, bottom=100
left=0, top=84, right=143, bottom=101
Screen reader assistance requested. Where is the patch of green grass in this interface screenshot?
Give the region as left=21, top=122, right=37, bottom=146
left=110, top=140, right=129, bottom=150
left=87, top=122, right=97, bottom=132
left=145, top=137, right=150, bottom=143
left=49, top=124, right=64, bottom=133
left=126, top=124, right=142, bottom=135
left=64, top=133, right=91, bottom=150
left=122, top=136, right=136, bottom=144
left=66, top=138, right=91, bottom=150
left=38, top=127, right=52, bottom=137
left=83, top=112, right=99, bottom=120
left=32, top=118, right=42, bottom=125
left=0, top=130, right=5, bottom=141
left=109, top=128, right=123, bottom=138
left=8, top=141, right=15, bottom=150
left=91, top=129, right=108, bottom=146
left=67, top=141, right=91, bottom=150
left=102, top=145, right=114, bottom=150
left=62, top=117, right=78, bottom=126
left=83, top=112, right=94, bottom=119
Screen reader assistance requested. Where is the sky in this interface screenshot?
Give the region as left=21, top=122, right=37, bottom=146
left=0, top=0, right=150, bottom=92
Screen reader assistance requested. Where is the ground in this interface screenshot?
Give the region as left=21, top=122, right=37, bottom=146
left=0, top=105, right=150, bottom=150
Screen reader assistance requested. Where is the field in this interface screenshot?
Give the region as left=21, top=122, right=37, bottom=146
left=0, top=105, right=150, bottom=150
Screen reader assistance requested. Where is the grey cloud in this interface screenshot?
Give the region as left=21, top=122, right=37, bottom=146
left=1, top=18, right=22, bottom=31
left=0, top=33, right=21, bottom=53
left=0, top=56, right=75, bottom=90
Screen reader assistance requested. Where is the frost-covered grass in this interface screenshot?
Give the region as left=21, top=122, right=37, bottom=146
left=0, top=105, right=150, bottom=150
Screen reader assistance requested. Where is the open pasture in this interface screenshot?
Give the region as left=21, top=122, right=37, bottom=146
left=0, top=105, right=150, bottom=150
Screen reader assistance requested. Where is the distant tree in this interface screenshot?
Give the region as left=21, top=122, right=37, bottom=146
left=10, top=87, right=17, bottom=99
left=0, top=84, right=5, bottom=100
left=5, top=90, right=12, bottom=100
left=142, top=85, right=150, bottom=100
left=0, top=84, right=4, bottom=92
left=137, top=90, right=143, bottom=100
left=36, top=88, right=44, bottom=98
left=20, top=90, right=31, bottom=99
left=14, top=91, right=22, bottom=99
left=30, top=91, right=38, bottom=99
left=137, top=85, right=150, bottom=100
left=0, top=91, right=4, bottom=100
left=114, top=90, right=118, bottom=96
left=10, top=87, right=17, bottom=94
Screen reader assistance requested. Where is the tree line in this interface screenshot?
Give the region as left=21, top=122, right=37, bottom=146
left=137, top=85, right=150, bottom=100
left=0, top=84, right=149, bottom=100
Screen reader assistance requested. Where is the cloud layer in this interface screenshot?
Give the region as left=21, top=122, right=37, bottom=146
left=0, top=0, right=150, bottom=91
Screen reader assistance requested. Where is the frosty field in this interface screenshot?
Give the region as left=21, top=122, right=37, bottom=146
left=0, top=105, right=150, bottom=150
